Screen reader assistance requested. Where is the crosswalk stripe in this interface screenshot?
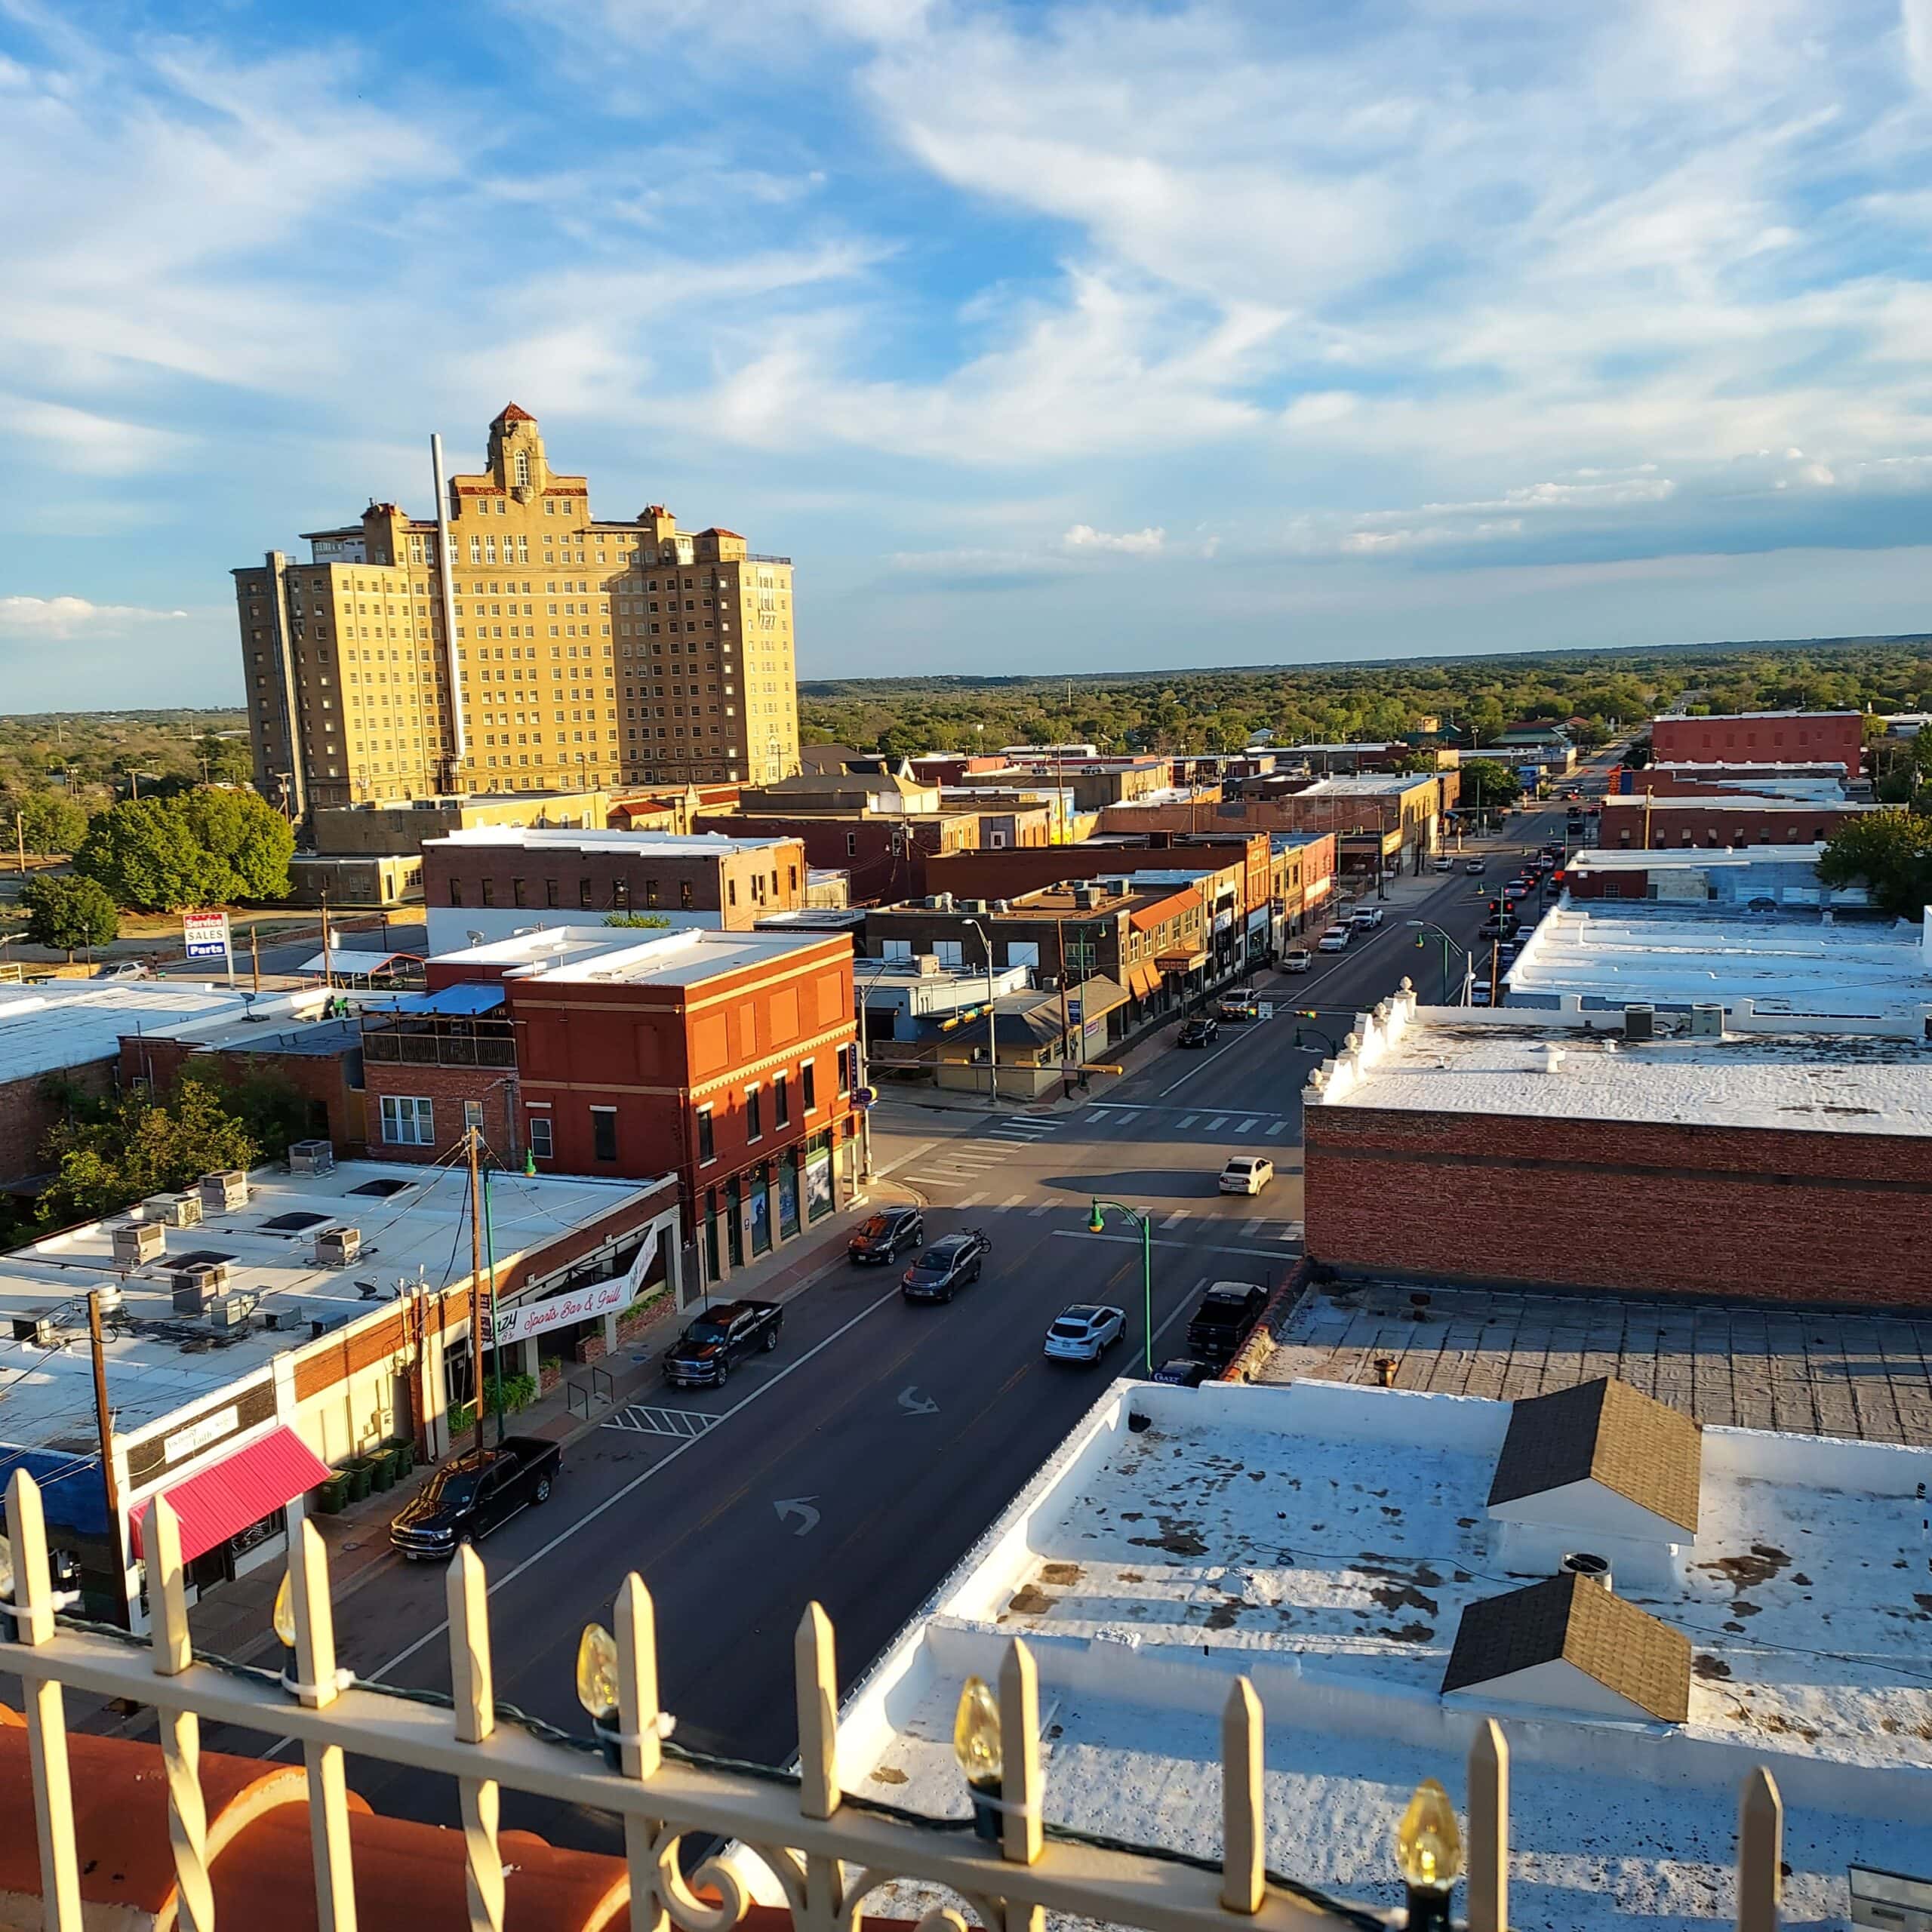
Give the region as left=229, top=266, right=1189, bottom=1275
left=1000, top=1192, right=1027, bottom=1208
left=1232, top=1118, right=1257, bottom=1134
left=1029, top=1202, right=1054, bottom=1217
left=958, top=1192, right=986, bottom=1207
left=1176, top=1114, right=1200, bottom=1129
left=1160, top=1211, right=1188, bottom=1229
left=1278, top=1222, right=1305, bottom=1241
left=1241, top=1217, right=1264, bottom=1235
left=1206, top=1115, right=1229, bottom=1129
left=1267, top=1119, right=1287, bottom=1134
left=906, top=1174, right=959, bottom=1186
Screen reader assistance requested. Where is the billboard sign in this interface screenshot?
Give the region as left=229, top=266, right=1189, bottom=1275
left=183, top=911, right=230, bottom=961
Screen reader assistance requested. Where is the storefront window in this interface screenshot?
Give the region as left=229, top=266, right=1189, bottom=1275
left=804, top=1131, right=834, bottom=1222
left=749, top=1162, right=773, bottom=1257
left=778, top=1154, right=801, bottom=1240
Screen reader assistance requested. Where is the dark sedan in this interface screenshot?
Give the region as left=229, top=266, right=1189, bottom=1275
left=1151, top=1358, right=1212, bottom=1387
left=849, top=1205, right=924, bottom=1265
left=901, top=1229, right=991, bottom=1302
left=1177, top=1017, right=1219, bottom=1048
left=662, top=1299, right=783, bottom=1387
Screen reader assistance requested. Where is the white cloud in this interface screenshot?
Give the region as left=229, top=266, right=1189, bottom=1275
left=0, top=596, right=189, bottom=635
left=1062, top=523, right=1164, bottom=554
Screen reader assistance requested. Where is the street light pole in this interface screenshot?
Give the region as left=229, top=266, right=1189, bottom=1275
left=965, top=916, right=998, bottom=1108
left=1086, top=1198, right=1154, bottom=1376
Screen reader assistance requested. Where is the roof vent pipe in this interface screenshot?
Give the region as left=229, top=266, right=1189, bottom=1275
left=1540, top=1045, right=1566, bottom=1075
left=1561, top=1550, right=1613, bottom=1593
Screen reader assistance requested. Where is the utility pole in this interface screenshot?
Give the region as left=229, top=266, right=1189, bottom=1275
left=319, top=888, right=334, bottom=992
left=250, top=924, right=262, bottom=995
left=466, top=1128, right=488, bottom=1463
left=1055, top=917, right=1074, bottom=1100
left=14, top=812, right=24, bottom=875
left=87, top=1291, right=124, bottom=1623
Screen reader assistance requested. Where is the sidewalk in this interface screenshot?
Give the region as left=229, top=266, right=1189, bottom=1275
left=79, top=1180, right=920, bottom=1713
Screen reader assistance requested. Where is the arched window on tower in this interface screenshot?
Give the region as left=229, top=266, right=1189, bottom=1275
left=515, top=451, right=531, bottom=488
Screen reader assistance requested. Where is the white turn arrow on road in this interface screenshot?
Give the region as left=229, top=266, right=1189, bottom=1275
left=774, top=1496, right=821, bottom=1536
left=897, top=1385, right=940, bottom=1416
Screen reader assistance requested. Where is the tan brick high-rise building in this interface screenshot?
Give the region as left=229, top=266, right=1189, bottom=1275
left=233, top=405, right=799, bottom=815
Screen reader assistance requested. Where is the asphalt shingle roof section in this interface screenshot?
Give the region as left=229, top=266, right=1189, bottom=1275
left=1441, top=1571, right=1693, bottom=1722
left=1488, top=1376, right=1702, bottom=1532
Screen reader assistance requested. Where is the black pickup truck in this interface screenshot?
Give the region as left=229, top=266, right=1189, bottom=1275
left=389, top=1436, right=559, bottom=1559
left=662, top=1298, right=783, bottom=1387
left=1185, top=1282, right=1267, bottom=1367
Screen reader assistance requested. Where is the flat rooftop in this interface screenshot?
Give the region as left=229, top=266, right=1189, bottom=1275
left=0, top=1159, right=663, bottom=1449
left=426, top=827, right=789, bottom=854
left=434, top=923, right=846, bottom=987
left=1262, top=1281, right=1932, bottom=1446
left=1653, top=709, right=1859, bottom=722
left=1313, top=1010, right=1932, bottom=1137
left=832, top=1380, right=1932, bottom=1932
left=1295, top=774, right=1433, bottom=795
left=1566, top=844, right=1829, bottom=869
left=1602, top=792, right=1869, bottom=813
left=1509, top=905, right=1928, bottom=1014
left=0, top=982, right=255, bottom=1086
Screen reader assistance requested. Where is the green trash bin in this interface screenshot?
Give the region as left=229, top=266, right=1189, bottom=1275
left=386, top=1440, right=415, bottom=1482
left=368, top=1451, right=397, bottom=1494
left=313, top=1473, right=351, bottom=1515
left=342, top=1459, right=374, bottom=1504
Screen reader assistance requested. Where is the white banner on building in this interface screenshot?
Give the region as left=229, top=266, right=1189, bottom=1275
left=487, top=1225, right=660, bottom=1348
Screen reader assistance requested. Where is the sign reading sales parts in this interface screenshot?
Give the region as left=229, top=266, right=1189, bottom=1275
left=485, top=1224, right=660, bottom=1348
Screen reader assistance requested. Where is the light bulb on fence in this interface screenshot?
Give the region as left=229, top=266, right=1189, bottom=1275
left=0, top=1532, right=14, bottom=1603
left=952, top=1675, right=1002, bottom=1789
left=272, top=1569, right=297, bottom=1648
left=576, top=1622, right=620, bottom=1719
left=1395, top=1778, right=1462, bottom=1893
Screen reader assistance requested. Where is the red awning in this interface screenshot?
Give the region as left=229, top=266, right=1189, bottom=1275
left=130, top=1426, right=332, bottom=1564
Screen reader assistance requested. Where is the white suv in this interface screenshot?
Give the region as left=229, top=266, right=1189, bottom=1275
left=1317, top=928, right=1351, bottom=952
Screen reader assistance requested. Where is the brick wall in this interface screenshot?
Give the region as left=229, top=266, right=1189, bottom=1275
left=362, top=1058, right=518, bottom=1164
left=1304, top=1104, right=1932, bottom=1308
left=0, top=1062, right=115, bottom=1188
left=426, top=836, right=804, bottom=926
left=1651, top=712, right=1863, bottom=771
left=1598, top=799, right=1869, bottom=848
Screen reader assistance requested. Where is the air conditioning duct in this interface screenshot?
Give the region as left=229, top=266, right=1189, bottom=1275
left=1689, top=1003, right=1724, bottom=1038
left=112, top=1220, right=166, bottom=1266
left=211, top=1291, right=260, bottom=1334
left=288, top=1138, right=336, bottom=1175
left=315, top=1227, right=361, bottom=1268
left=145, top=1192, right=203, bottom=1228
left=172, top=1262, right=230, bottom=1314
left=1622, top=1003, right=1655, bottom=1041
left=264, top=1301, right=306, bottom=1331
left=198, top=1170, right=249, bottom=1214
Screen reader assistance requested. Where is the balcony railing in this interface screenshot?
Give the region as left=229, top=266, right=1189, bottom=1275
left=363, top=1029, right=517, bottom=1068
left=1, top=1466, right=1787, bottom=1932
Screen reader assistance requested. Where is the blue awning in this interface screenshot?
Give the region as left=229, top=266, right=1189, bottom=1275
left=377, top=983, right=506, bottom=1017
left=0, top=1445, right=109, bottom=1540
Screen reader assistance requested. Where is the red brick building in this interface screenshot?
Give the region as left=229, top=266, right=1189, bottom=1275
left=421, top=826, right=806, bottom=952
left=410, top=925, right=860, bottom=1288
left=1650, top=710, right=1863, bottom=771
left=924, top=834, right=1270, bottom=932
left=1302, top=992, right=1932, bottom=1309
left=1598, top=795, right=1874, bottom=849
left=1626, top=761, right=1850, bottom=798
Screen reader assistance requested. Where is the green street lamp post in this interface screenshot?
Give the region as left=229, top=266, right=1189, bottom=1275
left=1086, top=1198, right=1155, bottom=1376
left=1407, top=920, right=1471, bottom=1004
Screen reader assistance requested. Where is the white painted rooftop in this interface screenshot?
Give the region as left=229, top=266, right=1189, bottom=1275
left=1603, top=792, right=1869, bottom=814
left=0, top=981, right=254, bottom=1087
left=1309, top=994, right=1932, bottom=1134
left=0, top=1159, right=664, bottom=1449
left=1297, top=774, right=1435, bottom=795
left=1509, top=905, right=1927, bottom=1015
left=1651, top=709, right=1860, bottom=723
left=426, top=826, right=792, bottom=854
left=819, top=1379, right=1932, bottom=1932
left=429, top=922, right=847, bottom=987
left=1567, top=844, right=1829, bottom=870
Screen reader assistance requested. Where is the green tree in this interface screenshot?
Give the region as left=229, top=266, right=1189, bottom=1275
left=1457, top=758, right=1524, bottom=812
left=194, top=731, right=257, bottom=785
left=174, top=786, right=294, bottom=902
left=1817, top=811, right=1932, bottom=919
left=17, top=874, right=120, bottom=958
left=11, top=789, right=90, bottom=856
left=37, top=1080, right=258, bottom=1227
left=76, top=798, right=211, bottom=912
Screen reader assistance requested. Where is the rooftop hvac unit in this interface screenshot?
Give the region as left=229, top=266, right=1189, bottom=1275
left=112, top=1220, right=166, bottom=1266
left=263, top=1301, right=306, bottom=1332
left=211, top=1291, right=260, bottom=1334
left=961, top=899, right=989, bottom=914
left=1623, top=1004, right=1655, bottom=1042
left=172, top=1262, right=230, bottom=1315
left=934, top=894, right=956, bottom=912
left=288, top=1139, right=335, bottom=1176
left=992, top=900, right=1011, bottom=913
left=198, top=1170, right=249, bottom=1214
left=315, top=1226, right=361, bottom=1268
left=914, top=954, right=940, bottom=977
left=143, top=1192, right=202, bottom=1228
left=1689, top=1003, right=1724, bottom=1038
left=11, top=1315, right=58, bottom=1349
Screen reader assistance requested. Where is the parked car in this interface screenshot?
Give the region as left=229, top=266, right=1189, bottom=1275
left=1218, top=1155, right=1275, bottom=1196
left=91, top=961, right=151, bottom=981
left=1469, top=983, right=1494, bottom=1007
left=1316, top=928, right=1352, bottom=953
left=662, top=1299, right=783, bottom=1386
left=1151, top=1358, right=1214, bottom=1387
left=1433, top=855, right=1454, bottom=872
left=901, top=1230, right=990, bottom=1302
left=389, top=1437, right=559, bottom=1559
left=1044, top=1303, right=1126, bottom=1364
left=1351, top=905, right=1386, bottom=928
left=1464, top=859, right=1486, bottom=875
left=1282, top=948, right=1312, bottom=973
left=1185, top=1282, right=1268, bottom=1366
left=849, top=1205, right=924, bottom=1264
left=1479, top=918, right=1519, bottom=940
left=1177, top=1017, right=1220, bottom=1048
left=1217, top=996, right=1260, bottom=1023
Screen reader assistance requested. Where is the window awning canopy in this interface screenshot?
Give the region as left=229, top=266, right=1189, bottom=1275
left=129, top=1426, right=331, bottom=1565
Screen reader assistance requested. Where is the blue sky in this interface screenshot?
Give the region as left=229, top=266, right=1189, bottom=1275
left=7, top=0, right=1932, bottom=708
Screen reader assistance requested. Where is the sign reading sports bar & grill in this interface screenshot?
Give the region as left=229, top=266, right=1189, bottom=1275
left=182, top=910, right=230, bottom=961
left=485, top=1225, right=660, bottom=1348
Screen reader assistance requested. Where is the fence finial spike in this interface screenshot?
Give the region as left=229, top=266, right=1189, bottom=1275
left=795, top=1600, right=840, bottom=1820
left=1220, top=1675, right=1264, bottom=1914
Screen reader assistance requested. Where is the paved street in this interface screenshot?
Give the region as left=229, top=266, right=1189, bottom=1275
left=180, top=772, right=1609, bottom=1850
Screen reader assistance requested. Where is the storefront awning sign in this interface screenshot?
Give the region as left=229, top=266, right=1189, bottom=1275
left=488, top=1224, right=660, bottom=1348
